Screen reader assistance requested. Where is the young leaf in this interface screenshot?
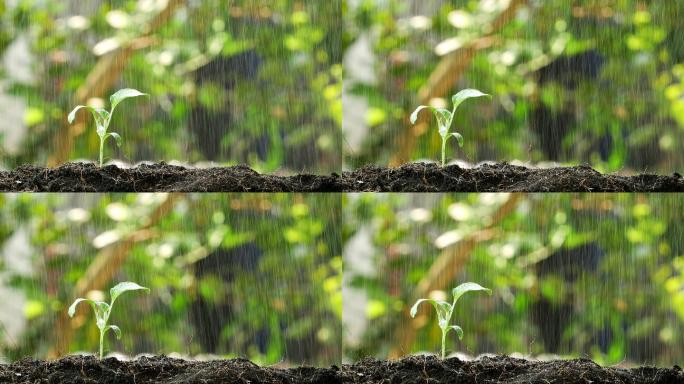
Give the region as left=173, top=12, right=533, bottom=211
left=451, top=89, right=491, bottom=112
left=110, top=281, right=149, bottom=304
left=410, top=105, right=430, bottom=124
left=68, top=298, right=95, bottom=318
left=108, top=132, right=123, bottom=147
left=69, top=106, right=110, bottom=138
left=410, top=298, right=452, bottom=328
left=106, top=325, right=122, bottom=339
left=410, top=106, right=452, bottom=135
left=447, top=325, right=464, bottom=340
left=68, top=105, right=105, bottom=126
left=433, top=108, right=453, bottom=137
left=95, top=109, right=111, bottom=129
left=451, top=132, right=464, bottom=147
left=451, top=282, right=492, bottom=304
left=68, top=105, right=90, bottom=124
left=110, top=88, right=148, bottom=112
left=94, top=301, right=110, bottom=316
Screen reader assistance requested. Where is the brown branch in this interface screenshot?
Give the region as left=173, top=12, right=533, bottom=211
left=49, top=193, right=184, bottom=358
left=388, top=193, right=523, bottom=358
left=389, top=0, right=529, bottom=166
left=414, top=229, right=497, bottom=298
left=48, top=0, right=187, bottom=166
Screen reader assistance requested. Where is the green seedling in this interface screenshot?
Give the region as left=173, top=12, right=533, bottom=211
left=68, top=281, right=149, bottom=359
left=410, top=89, right=491, bottom=166
left=410, top=282, right=491, bottom=359
left=68, top=88, right=148, bottom=166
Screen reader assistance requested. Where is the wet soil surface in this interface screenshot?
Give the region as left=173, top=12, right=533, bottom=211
left=0, top=162, right=682, bottom=192
left=344, top=163, right=684, bottom=192
left=341, top=356, right=684, bottom=384
left=0, top=355, right=340, bottom=384
left=0, top=163, right=338, bottom=192
left=1, top=355, right=682, bottom=384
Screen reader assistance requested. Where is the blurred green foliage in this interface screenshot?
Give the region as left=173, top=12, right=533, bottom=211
left=0, top=194, right=341, bottom=366
left=344, top=1, right=684, bottom=172
left=0, top=0, right=341, bottom=172
left=343, top=194, right=684, bottom=366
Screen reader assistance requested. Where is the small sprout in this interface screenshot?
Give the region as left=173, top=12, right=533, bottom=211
left=410, top=282, right=491, bottom=359
left=410, top=89, right=491, bottom=166
left=68, top=281, right=149, bottom=359
left=68, top=88, right=148, bottom=166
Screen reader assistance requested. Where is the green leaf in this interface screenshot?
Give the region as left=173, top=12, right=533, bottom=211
left=94, top=109, right=110, bottom=137
left=68, top=105, right=110, bottom=137
left=410, top=298, right=453, bottom=329
left=67, top=298, right=95, bottom=318
left=110, top=281, right=149, bottom=304
left=110, top=88, right=148, bottom=112
left=410, top=106, right=453, bottom=137
left=451, top=132, right=464, bottom=147
left=451, top=89, right=491, bottom=112
left=108, top=132, right=123, bottom=147
left=451, top=282, right=492, bottom=305
left=93, top=302, right=111, bottom=330
left=447, top=325, right=464, bottom=340
left=94, top=301, right=110, bottom=315
left=106, top=325, right=122, bottom=339
left=67, top=105, right=91, bottom=124
left=410, top=298, right=430, bottom=317
left=410, top=105, right=430, bottom=124
left=433, top=109, right=453, bottom=137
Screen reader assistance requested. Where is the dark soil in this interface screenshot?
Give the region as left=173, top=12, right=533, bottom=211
left=0, top=162, right=682, bottom=192
left=0, top=163, right=338, bottom=192
left=340, top=356, right=684, bottom=384
left=0, top=355, right=341, bottom=384
left=1, top=355, right=681, bottom=384
left=343, top=163, right=684, bottom=192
